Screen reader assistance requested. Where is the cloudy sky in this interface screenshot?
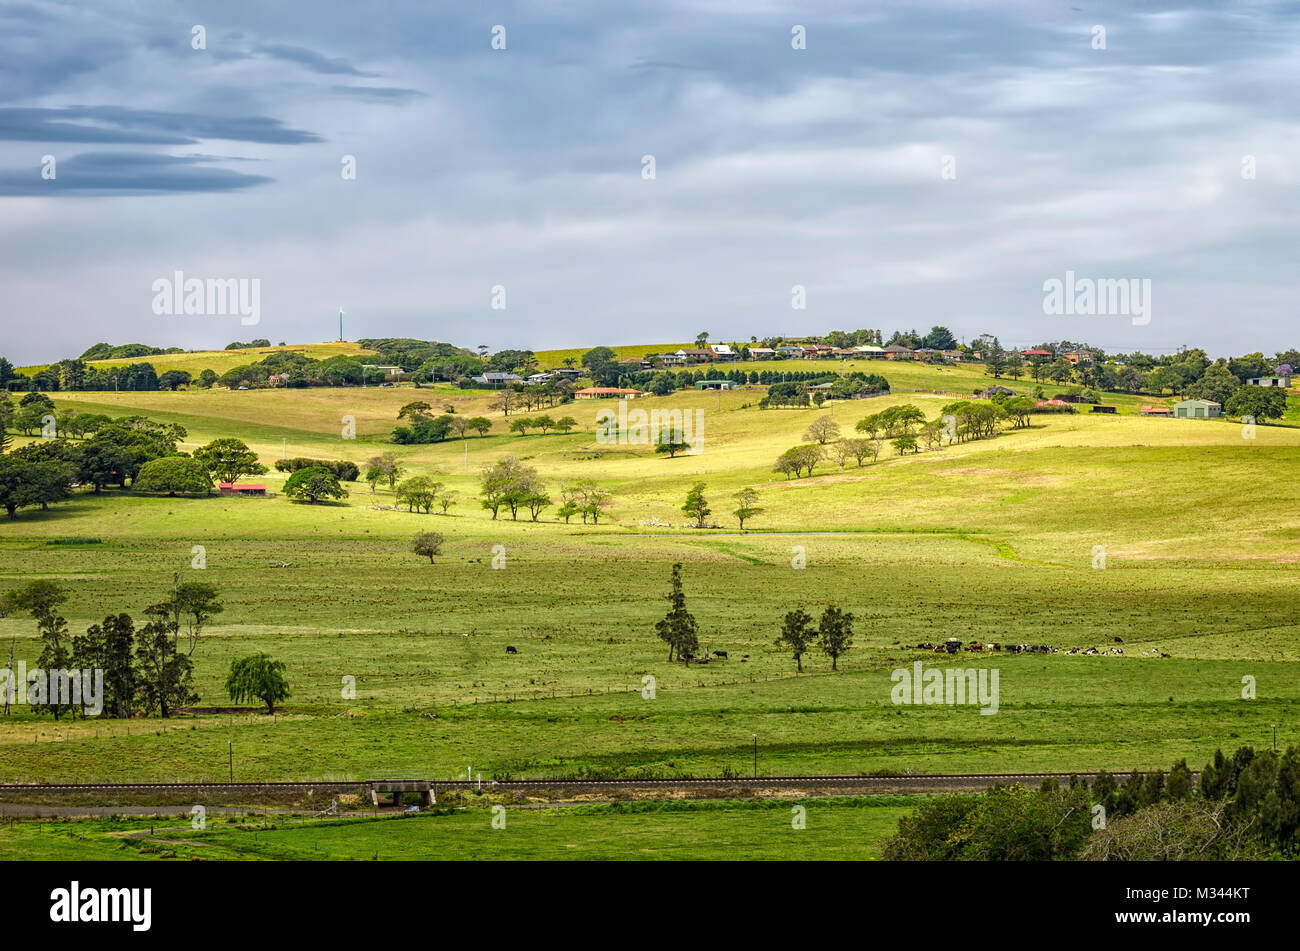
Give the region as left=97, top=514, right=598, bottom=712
left=2, top=0, right=1298, bottom=364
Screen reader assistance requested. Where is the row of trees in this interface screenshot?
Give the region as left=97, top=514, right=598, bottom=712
left=884, top=745, right=1300, bottom=860
left=509, top=414, right=578, bottom=436
left=0, top=578, right=219, bottom=719
left=0, top=410, right=278, bottom=514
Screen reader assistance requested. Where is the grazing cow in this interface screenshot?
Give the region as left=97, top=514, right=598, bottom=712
left=713, top=650, right=728, bottom=659
left=505, top=646, right=518, bottom=654
left=1114, top=636, right=1124, bottom=643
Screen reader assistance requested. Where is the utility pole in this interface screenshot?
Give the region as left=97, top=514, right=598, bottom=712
left=752, top=734, right=757, bottom=778
left=229, top=741, right=233, bottom=782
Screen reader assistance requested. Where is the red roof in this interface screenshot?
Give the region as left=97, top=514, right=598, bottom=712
left=575, top=387, right=642, bottom=395
left=219, top=482, right=267, bottom=490
left=1139, top=406, right=1171, bottom=414
left=1022, top=349, right=1052, bottom=356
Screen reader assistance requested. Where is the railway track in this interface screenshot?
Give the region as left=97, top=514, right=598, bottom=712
left=0, top=771, right=1160, bottom=796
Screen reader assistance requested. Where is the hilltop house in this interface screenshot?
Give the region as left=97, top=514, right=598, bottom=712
left=854, top=345, right=887, bottom=358
left=748, top=347, right=777, bottom=360
left=472, top=372, right=523, bottom=386
left=882, top=345, right=915, bottom=360
left=676, top=348, right=713, bottom=364
left=575, top=386, right=643, bottom=400
left=708, top=344, right=737, bottom=362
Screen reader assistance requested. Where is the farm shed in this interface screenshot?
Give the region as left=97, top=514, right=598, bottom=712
left=1173, top=399, right=1222, bottom=419
left=218, top=482, right=267, bottom=497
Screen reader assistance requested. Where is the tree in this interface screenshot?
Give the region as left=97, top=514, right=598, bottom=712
left=841, top=437, right=875, bottom=467
left=655, top=432, right=692, bottom=457
left=923, top=326, right=957, bottom=350
left=733, top=487, right=763, bottom=529
left=134, top=614, right=198, bottom=718
left=156, top=369, right=192, bottom=391
left=366, top=452, right=405, bottom=490
left=654, top=562, right=698, bottom=662
left=284, top=466, right=348, bottom=504
left=804, top=416, right=841, bottom=445
left=0, top=580, right=71, bottom=717
left=396, top=475, right=442, bottom=513
left=581, top=347, right=621, bottom=386
left=194, top=438, right=267, bottom=484
left=775, top=608, right=816, bottom=672
left=817, top=605, right=854, bottom=670
left=226, top=653, right=290, bottom=714
left=398, top=401, right=433, bottom=419
left=553, top=416, right=577, bottom=434
left=1004, top=396, right=1035, bottom=429
left=1225, top=386, right=1287, bottom=424
left=133, top=457, right=213, bottom=496
left=412, top=531, right=445, bottom=564
left=467, top=416, right=492, bottom=437
left=436, top=490, right=458, bottom=514
left=983, top=337, right=1006, bottom=377
left=509, top=417, right=535, bottom=436
left=0, top=449, right=75, bottom=517
left=71, top=613, right=137, bottom=718
left=892, top=433, right=918, bottom=455
left=682, top=481, right=710, bottom=528
left=1184, top=361, right=1242, bottom=407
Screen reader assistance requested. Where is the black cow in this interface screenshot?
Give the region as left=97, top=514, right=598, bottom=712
left=505, top=646, right=518, bottom=654
left=1114, top=636, right=1124, bottom=643
left=713, top=650, right=728, bottom=659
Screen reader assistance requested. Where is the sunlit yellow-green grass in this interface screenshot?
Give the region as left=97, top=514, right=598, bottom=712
left=18, top=341, right=378, bottom=379
left=0, top=797, right=914, bottom=860
left=2, top=358, right=1299, bottom=786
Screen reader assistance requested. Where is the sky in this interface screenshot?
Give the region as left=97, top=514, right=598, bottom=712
left=2, top=0, right=1298, bottom=365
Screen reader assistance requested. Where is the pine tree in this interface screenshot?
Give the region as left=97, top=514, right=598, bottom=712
left=654, top=563, right=698, bottom=663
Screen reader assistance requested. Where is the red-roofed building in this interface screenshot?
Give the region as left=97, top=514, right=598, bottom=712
left=1139, top=405, right=1172, bottom=416
left=219, top=482, right=267, bottom=496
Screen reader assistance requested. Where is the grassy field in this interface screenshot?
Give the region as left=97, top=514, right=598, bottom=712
left=0, top=796, right=915, bottom=860
left=2, top=352, right=1298, bottom=791
left=18, top=341, right=378, bottom=379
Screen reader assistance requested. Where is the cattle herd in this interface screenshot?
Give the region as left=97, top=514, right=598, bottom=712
left=907, top=637, right=1168, bottom=658
left=909, top=640, right=1057, bottom=654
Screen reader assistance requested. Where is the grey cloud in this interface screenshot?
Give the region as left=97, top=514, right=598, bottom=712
left=330, top=85, right=425, bottom=103
left=256, top=42, right=375, bottom=76
left=0, top=106, right=322, bottom=144
left=0, top=151, right=273, bottom=195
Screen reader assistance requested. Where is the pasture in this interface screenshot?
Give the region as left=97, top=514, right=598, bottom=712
left=2, top=354, right=1298, bottom=797
left=0, top=796, right=915, bottom=861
